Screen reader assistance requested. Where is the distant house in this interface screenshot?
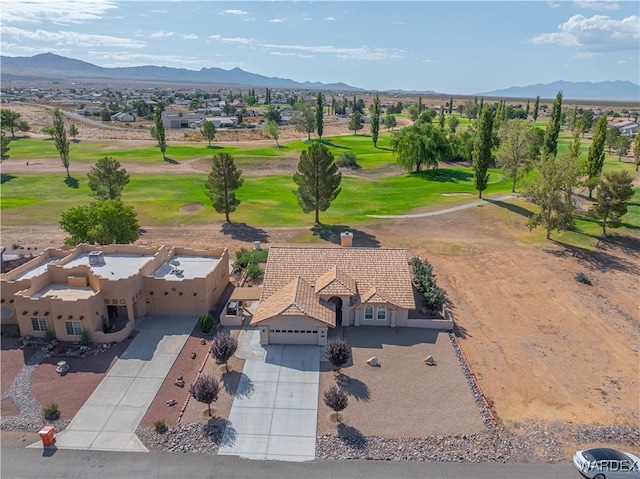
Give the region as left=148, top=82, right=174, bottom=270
left=111, top=112, right=135, bottom=122
left=608, top=120, right=639, bottom=137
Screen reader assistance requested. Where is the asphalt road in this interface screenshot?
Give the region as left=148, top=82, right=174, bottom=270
left=1, top=444, right=580, bottom=479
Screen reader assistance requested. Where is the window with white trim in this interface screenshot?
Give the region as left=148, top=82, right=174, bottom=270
left=364, top=305, right=373, bottom=320
left=377, top=306, right=387, bottom=321
left=65, top=321, right=82, bottom=336
left=31, top=317, right=47, bottom=332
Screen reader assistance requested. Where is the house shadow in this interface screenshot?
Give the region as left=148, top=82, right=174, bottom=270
left=310, top=225, right=380, bottom=248
left=339, top=326, right=439, bottom=349
left=36, top=336, right=136, bottom=373
left=337, top=423, right=368, bottom=451
left=487, top=199, right=533, bottom=218
left=64, top=176, right=79, bottom=188
left=205, top=417, right=236, bottom=447
left=1, top=173, right=16, bottom=184
left=220, top=222, right=269, bottom=244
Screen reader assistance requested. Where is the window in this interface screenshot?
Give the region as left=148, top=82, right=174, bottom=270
left=31, top=317, right=47, bottom=332
left=377, top=306, right=387, bottom=321
left=65, top=321, right=82, bottom=336
left=364, top=305, right=373, bottom=320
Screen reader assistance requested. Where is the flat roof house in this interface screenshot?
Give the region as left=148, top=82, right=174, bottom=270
left=251, top=236, right=417, bottom=346
left=1, top=244, right=229, bottom=343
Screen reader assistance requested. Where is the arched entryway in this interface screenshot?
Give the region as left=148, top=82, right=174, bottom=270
left=328, top=296, right=343, bottom=325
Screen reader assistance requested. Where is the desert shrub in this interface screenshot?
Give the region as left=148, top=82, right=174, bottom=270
left=323, top=385, right=348, bottom=420
left=575, top=272, right=592, bottom=285
left=336, top=152, right=360, bottom=169
left=210, top=332, right=238, bottom=372
left=80, top=330, right=91, bottom=346
left=43, top=403, right=60, bottom=421
left=323, top=337, right=351, bottom=371
left=412, top=257, right=447, bottom=312
left=189, top=374, right=220, bottom=417
left=199, top=313, right=213, bottom=334
left=154, top=419, right=168, bottom=433
left=234, top=247, right=268, bottom=270
left=44, top=329, right=56, bottom=343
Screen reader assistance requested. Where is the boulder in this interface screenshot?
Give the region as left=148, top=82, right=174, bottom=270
left=367, top=357, right=379, bottom=366
left=424, top=355, right=436, bottom=366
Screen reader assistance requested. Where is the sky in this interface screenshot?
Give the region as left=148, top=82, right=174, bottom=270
left=1, top=0, right=639, bottom=94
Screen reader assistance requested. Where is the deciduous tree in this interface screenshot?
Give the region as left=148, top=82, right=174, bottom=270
left=205, top=153, right=244, bottom=223
left=586, top=115, right=607, bottom=198
left=292, top=142, right=342, bottom=224
left=496, top=119, right=538, bottom=192
left=323, top=385, right=348, bottom=422
left=323, top=337, right=351, bottom=371
left=295, top=101, right=315, bottom=141
left=153, top=108, right=167, bottom=160
left=370, top=93, right=380, bottom=147
left=265, top=119, right=280, bottom=147
left=606, top=126, right=621, bottom=153
left=87, top=157, right=130, bottom=200
left=634, top=130, right=640, bottom=171
left=472, top=107, right=495, bottom=198
left=210, top=333, right=238, bottom=372
left=200, top=120, right=217, bottom=147
left=0, top=109, right=30, bottom=138
left=617, top=136, right=631, bottom=161
left=68, top=123, right=79, bottom=142
left=189, top=374, right=220, bottom=417
left=348, top=111, right=363, bottom=135
left=391, top=123, right=449, bottom=172
left=59, top=199, right=139, bottom=245
left=384, top=115, right=397, bottom=131
left=589, top=170, right=634, bottom=235
left=448, top=115, right=459, bottom=133
left=52, top=107, right=71, bottom=178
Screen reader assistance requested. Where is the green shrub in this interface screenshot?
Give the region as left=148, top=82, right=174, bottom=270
left=199, top=313, right=213, bottom=334
left=575, top=272, right=592, bottom=285
left=154, top=419, right=168, bottom=433
left=43, top=403, right=60, bottom=420
left=245, top=263, right=262, bottom=279
left=80, top=330, right=91, bottom=346
left=412, top=257, right=447, bottom=311
left=44, top=329, right=56, bottom=343
left=336, top=152, right=360, bottom=169
left=234, top=247, right=268, bottom=271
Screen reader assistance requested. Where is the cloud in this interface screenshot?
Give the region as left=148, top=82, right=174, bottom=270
left=269, top=52, right=314, bottom=58
left=1, top=0, right=117, bottom=24
left=547, top=2, right=563, bottom=8
left=573, top=1, right=619, bottom=11
left=262, top=42, right=405, bottom=61
left=528, top=14, right=640, bottom=52
left=149, top=31, right=198, bottom=40
left=0, top=41, right=69, bottom=56
left=269, top=18, right=283, bottom=23
left=88, top=51, right=208, bottom=68
left=207, top=34, right=252, bottom=44
left=1, top=26, right=146, bottom=49
left=324, top=17, right=336, bottom=21
left=222, top=9, right=248, bottom=15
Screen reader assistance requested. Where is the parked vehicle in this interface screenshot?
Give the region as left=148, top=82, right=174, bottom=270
left=573, top=448, right=640, bottom=479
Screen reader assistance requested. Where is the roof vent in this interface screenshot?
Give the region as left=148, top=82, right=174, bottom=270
left=170, top=260, right=180, bottom=266
left=88, top=251, right=105, bottom=265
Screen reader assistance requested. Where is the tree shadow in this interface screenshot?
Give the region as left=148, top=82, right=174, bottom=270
left=221, top=371, right=254, bottom=398
left=488, top=199, right=533, bottom=218
left=310, top=225, right=380, bottom=248
left=1, top=173, right=16, bottom=184
left=220, top=222, right=269, bottom=243
left=64, top=176, right=79, bottom=188
left=319, top=140, right=349, bottom=150
left=412, top=169, right=473, bottom=183
left=547, top=237, right=640, bottom=275
left=207, top=145, right=223, bottom=150
left=204, top=417, right=236, bottom=447
left=164, top=157, right=179, bottom=164
left=339, top=374, right=370, bottom=402
left=337, top=423, right=368, bottom=451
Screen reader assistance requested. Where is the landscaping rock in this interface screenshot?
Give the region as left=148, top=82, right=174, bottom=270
left=424, top=355, right=436, bottom=366
left=366, top=357, right=379, bottom=366
left=166, top=399, right=177, bottom=406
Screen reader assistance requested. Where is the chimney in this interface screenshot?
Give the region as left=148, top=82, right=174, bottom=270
left=340, top=231, right=353, bottom=248
left=254, top=241, right=261, bottom=251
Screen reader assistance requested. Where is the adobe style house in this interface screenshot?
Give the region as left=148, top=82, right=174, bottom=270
left=251, top=234, right=417, bottom=345
left=0, top=244, right=229, bottom=343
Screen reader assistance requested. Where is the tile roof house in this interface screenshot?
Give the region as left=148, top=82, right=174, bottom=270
left=251, top=236, right=417, bottom=345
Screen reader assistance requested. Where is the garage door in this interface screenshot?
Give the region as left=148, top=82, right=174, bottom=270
left=152, top=298, right=198, bottom=316
left=268, top=328, right=318, bottom=345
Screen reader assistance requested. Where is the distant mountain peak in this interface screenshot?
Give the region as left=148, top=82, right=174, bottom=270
left=477, top=80, right=640, bottom=102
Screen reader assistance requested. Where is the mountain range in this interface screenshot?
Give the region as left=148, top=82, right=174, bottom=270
left=1, top=53, right=639, bottom=102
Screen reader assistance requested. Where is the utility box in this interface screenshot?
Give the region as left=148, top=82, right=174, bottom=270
left=88, top=251, right=105, bottom=265
left=39, top=426, right=55, bottom=446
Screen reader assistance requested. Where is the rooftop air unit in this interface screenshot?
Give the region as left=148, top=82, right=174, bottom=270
left=88, top=251, right=105, bottom=265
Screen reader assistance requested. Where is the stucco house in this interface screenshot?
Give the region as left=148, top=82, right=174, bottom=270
left=0, top=244, right=229, bottom=343
left=250, top=235, right=417, bottom=346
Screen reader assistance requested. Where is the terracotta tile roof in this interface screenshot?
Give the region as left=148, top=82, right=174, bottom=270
left=251, top=276, right=336, bottom=326
left=259, top=247, right=415, bottom=310
left=314, top=265, right=357, bottom=296
left=359, top=286, right=390, bottom=305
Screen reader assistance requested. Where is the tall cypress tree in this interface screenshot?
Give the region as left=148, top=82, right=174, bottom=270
left=205, top=153, right=244, bottom=223
left=532, top=95, right=540, bottom=124
left=525, top=99, right=530, bottom=118
left=292, top=143, right=341, bottom=224
left=52, top=107, right=71, bottom=178
left=370, top=93, right=380, bottom=147
left=153, top=108, right=167, bottom=160
left=316, top=92, right=324, bottom=140
left=473, top=107, right=494, bottom=198
left=542, top=91, right=563, bottom=159
left=586, top=115, right=608, bottom=198
left=448, top=97, right=453, bottom=114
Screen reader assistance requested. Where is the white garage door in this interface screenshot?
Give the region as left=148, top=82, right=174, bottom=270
left=152, top=298, right=198, bottom=316
left=268, top=328, right=318, bottom=345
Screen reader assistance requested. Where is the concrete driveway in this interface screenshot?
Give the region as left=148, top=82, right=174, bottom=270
left=218, top=330, right=320, bottom=461
left=44, top=315, right=198, bottom=452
